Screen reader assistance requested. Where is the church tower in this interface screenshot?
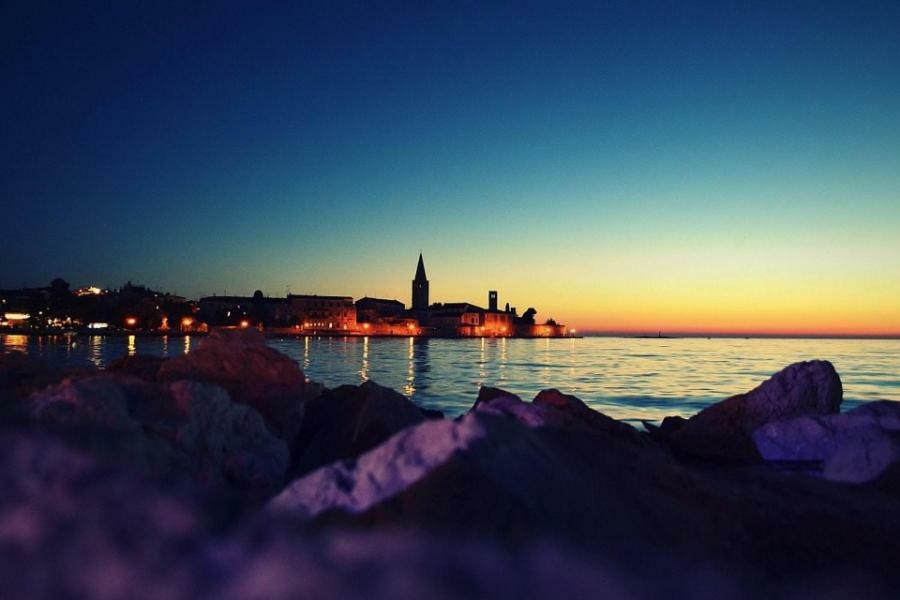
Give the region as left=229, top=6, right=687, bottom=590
left=412, top=253, right=429, bottom=311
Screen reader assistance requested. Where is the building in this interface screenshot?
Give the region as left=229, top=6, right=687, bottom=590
left=355, top=297, right=406, bottom=323
left=198, top=292, right=290, bottom=327
left=289, top=294, right=356, bottom=331
left=198, top=296, right=253, bottom=326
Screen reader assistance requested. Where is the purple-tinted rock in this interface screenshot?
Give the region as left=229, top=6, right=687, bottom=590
left=473, top=386, right=521, bottom=408
left=470, top=386, right=644, bottom=443
left=158, top=330, right=314, bottom=442
left=533, top=389, right=646, bottom=442
left=0, top=433, right=201, bottom=599
left=670, top=360, right=842, bottom=462
left=291, top=381, right=426, bottom=477
left=753, top=401, right=900, bottom=484
left=171, top=380, right=289, bottom=494
left=270, top=411, right=705, bottom=547
left=28, top=374, right=147, bottom=432
left=27, top=374, right=288, bottom=494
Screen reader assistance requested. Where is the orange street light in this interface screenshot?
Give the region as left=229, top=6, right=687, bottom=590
left=125, top=317, right=137, bottom=327
left=240, top=320, right=249, bottom=328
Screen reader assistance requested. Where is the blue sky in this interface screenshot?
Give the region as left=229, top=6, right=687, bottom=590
left=3, top=2, right=899, bottom=332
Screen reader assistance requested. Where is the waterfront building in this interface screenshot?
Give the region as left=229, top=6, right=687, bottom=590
left=355, top=297, right=406, bottom=323
left=289, top=294, right=357, bottom=331
left=198, top=296, right=253, bottom=326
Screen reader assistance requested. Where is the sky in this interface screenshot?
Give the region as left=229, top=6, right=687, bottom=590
left=3, top=1, right=899, bottom=335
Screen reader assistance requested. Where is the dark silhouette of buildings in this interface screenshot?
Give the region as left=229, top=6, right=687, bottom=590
left=2, top=255, right=569, bottom=337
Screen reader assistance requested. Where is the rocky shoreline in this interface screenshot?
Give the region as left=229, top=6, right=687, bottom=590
left=1, top=330, right=899, bottom=598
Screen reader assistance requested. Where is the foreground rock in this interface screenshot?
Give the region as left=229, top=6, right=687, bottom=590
left=0, top=433, right=202, bottom=599
left=272, top=411, right=697, bottom=549
left=669, top=360, right=842, bottom=462
left=171, top=380, right=289, bottom=495
left=159, top=329, right=316, bottom=443
left=27, top=374, right=289, bottom=495
left=290, top=381, right=428, bottom=477
left=753, top=400, right=900, bottom=483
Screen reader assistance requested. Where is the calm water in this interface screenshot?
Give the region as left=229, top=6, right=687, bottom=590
left=3, top=333, right=898, bottom=424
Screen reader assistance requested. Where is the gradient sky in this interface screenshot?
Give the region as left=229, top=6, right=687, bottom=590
left=3, top=2, right=899, bottom=335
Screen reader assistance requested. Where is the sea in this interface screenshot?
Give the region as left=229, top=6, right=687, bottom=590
left=3, top=333, right=898, bottom=426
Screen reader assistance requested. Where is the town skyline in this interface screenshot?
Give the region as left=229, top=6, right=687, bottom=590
left=3, top=248, right=899, bottom=338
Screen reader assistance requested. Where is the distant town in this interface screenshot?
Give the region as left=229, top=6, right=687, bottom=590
left=0, top=254, right=573, bottom=338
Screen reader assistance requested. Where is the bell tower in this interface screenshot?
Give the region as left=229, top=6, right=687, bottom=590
left=412, top=253, right=429, bottom=311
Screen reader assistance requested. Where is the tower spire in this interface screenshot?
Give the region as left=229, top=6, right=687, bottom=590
left=414, top=252, right=427, bottom=281
left=412, top=253, right=429, bottom=310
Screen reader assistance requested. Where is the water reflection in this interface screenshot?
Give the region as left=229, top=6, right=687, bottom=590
left=127, top=335, right=136, bottom=357
left=404, top=337, right=416, bottom=396
left=184, top=335, right=191, bottom=354
left=499, top=337, right=508, bottom=383
left=88, top=336, right=103, bottom=368
left=303, top=336, right=310, bottom=373
left=359, top=336, right=369, bottom=382
left=4, top=335, right=27, bottom=351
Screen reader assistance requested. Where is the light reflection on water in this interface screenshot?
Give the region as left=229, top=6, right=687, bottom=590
left=2, top=334, right=899, bottom=424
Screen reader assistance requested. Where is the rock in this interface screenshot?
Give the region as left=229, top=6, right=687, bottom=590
left=753, top=401, right=900, bottom=484
left=0, top=351, right=49, bottom=392
left=670, top=360, right=842, bottom=462
left=0, top=352, right=89, bottom=421
left=107, top=355, right=166, bottom=382
left=473, top=386, right=521, bottom=408
left=533, top=389, right=646, bottom=442
left=420, top=407, right=444, bottom=420
left=270, top=412, right=695, bottom=547
left=290, top=381, right=426, bottom=477
left=158, top=329, right=312, bottom=443
left=26, top=374, right=288, bottom=495
left=28, top=374, right=148, bottom=432
left=172, top=380, right=289, bottom=494
left=848, top=401, right=900, bottom=429
left=644, top=415, right=688, bottom=442
left=0, top=432, right=202, bottom=599
left=470, top=386, right=645, bottom=443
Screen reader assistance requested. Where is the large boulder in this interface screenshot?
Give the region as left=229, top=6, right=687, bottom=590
left=269, top=407, right=900, bottom=577
left=158, top=329, right=313, bottom=442
left=26, top=373, right=289, bottom=495
left=171, top=380, right=290, bottom=495
left=753, top=401, right=900, bottom=484
left=669, top=360, right=842, bottom=462
left=270, top=412, right=710, bottom=548
left=290, top=381, right=427, bottom=477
